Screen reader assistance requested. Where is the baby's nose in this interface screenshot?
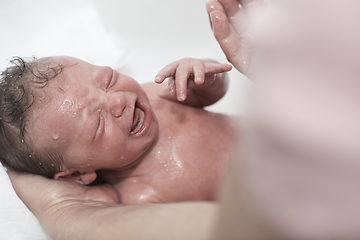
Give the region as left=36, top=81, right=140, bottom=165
left=106, top=91, right=126, bottom=117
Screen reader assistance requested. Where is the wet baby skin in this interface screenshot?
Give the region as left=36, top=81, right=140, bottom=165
left=29, top=57, right=237, bottom=204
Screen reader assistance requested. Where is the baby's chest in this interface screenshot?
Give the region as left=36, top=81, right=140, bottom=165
left=156, top=103, right=228, bottom=137
left=115, top=107, right=235, bottom=203
left=154, top=106, right=234, bottom=164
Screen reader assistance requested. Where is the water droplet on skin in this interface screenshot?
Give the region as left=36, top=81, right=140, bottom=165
left=60, top=99, right=80, bottom=118
left=29, top=155, right=31, bottom=158
left=39, top=162, right=42, bottom=166
left=51, top=164, right=55, bottom=167
left=52, top=134, right=59, bottom=140
left=174, top=159, right=183, bottom=169
left=158, top=151, right=161, bottom=154
left=79, top=163, right=90, bottom=168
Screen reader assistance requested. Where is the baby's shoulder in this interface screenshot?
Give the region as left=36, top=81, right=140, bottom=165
left=141, top=82, right=160, bottom=96
left=141, top=82, right=172, bottom=110
left=141, top=82, right=172, bottom=106
left=141, top=82, right=205, bottom=115
left=141, top=82, right=157, bottom=90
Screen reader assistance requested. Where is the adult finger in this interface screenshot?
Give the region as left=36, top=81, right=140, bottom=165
left=239, top=0, right=267, bottom=16
left=211, top=10, right=252, bottom=75
left=206, top=1, right=221, bottom=30
left=208, top=0, right=248, bottom=35
left=218, top=0, right=241, bottom=17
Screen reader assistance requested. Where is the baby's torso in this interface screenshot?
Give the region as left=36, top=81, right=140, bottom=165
left=100, top=90, right=239, bottom=204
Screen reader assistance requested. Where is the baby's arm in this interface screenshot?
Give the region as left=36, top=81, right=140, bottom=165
left=154, top=58, right=232, bottom=107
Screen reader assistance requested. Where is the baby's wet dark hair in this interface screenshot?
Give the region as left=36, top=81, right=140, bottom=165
left=0, top=57, right=63, bottom=178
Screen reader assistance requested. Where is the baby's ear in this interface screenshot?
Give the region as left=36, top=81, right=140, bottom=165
left=53, top=170, right=97, bottom=185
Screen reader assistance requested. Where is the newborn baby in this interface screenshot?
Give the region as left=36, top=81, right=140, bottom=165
left=0, top=56, right=238, bottom=204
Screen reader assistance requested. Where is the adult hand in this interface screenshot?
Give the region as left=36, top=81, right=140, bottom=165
left=206, top=0, right=267, bottom=76
left=7, top=167, right=120, bottom=238
left=6, top=166, right=217, bottom=240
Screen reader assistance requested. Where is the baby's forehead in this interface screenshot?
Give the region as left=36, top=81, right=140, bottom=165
left=35, top=56, right=86, bottom=79
left=28, top=56, right=106, bottom=122
left=26, top=87, right=74, bottom=150
left=24, top=57, right=91, bottom=148
left=33, top=57, right=90, bottom=90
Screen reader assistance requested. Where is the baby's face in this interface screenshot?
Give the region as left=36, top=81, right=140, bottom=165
left=28, top=57, right=159, bottom=173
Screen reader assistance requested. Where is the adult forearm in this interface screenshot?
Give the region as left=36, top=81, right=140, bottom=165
left=45, top=201, right=218, bottom=240
left=7, top=169, right=218, bottom=240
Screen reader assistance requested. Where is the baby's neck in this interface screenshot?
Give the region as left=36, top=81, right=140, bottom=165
left=97, top=137, right=158, bottom=185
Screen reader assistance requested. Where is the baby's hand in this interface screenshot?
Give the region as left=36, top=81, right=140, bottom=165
left=155, top=58, right=232, bottom=101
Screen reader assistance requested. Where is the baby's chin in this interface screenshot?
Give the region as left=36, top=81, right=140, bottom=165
left=121, top=135, right=159, bottom=171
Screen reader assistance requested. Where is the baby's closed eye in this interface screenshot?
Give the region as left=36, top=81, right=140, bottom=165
left=93, top=109, right=104, bottom=140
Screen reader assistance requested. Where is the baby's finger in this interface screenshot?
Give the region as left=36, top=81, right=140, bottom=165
left=205, top=62, right=233, bottom=74
left=167, top=77, right=176, bottom=97
left=155, top=62, right=179, bottom=83
left=193, top=61, right=205, bottom=86
left=175, top=64, right=191, bottom=101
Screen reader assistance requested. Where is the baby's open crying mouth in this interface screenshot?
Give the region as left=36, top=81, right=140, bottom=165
left=130, top=102, right=145, bottom=135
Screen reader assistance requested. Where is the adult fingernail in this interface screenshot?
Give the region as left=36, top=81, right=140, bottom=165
left=210, top=12, right=214, bottom=31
